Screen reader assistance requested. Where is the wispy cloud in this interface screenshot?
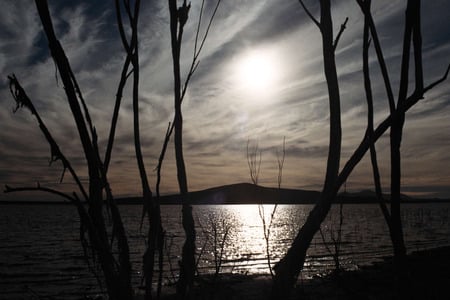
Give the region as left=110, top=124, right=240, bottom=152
left=1, top=1, right=450, bottom=200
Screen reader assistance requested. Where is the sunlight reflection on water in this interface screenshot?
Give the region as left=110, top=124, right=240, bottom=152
left=1, top=203, right=450, bottom=299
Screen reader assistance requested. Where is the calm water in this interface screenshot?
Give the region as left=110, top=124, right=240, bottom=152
left=1, top=203, right=449, bottom=299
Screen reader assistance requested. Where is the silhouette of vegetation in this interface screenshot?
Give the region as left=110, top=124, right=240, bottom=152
left=357, top=0, right=408, bottom=270
left=246, top=137, right=285, bottom=277
left=111, top=1, right=167, bottom=299
left=262, top=138, right=285, bottom=277
left=167, top=0, right=222, bottom=298
left=5, top=0, right=221, bottom=299
left=4, top=1, right=450, bottom=300
left=246, top=139, right=262, bottom=185
left=271, top=1, right=345, bottom=298
left=359, top=0, right=394, bottom=253
left=271, top=1, right=449, bottom=298
left=7, top=1, right=133, bottom=298
left=209, top=216, right=233, bottom=281
left=318, top=200, right=344, bottom=273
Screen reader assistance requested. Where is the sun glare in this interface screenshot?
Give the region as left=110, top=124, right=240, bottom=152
left=233, top=49, right=280, bottom=98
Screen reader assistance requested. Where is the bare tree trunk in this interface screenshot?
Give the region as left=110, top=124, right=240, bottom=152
left=271, top=1, right=342, bottom=298
left=33, top=1, right=134, bottom=299
left=360, top=0, right=395, bottom=248
left=168, top=1, right=196, bottom=298
left=111, top=1, right=165, bottom=298
left=270, top=1, right=450, bottom=298
left=390, top=0, right=424, bottom=265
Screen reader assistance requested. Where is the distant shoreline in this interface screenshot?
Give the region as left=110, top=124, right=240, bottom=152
left=2, top=183, right=450, bottom=205
left=2, top=199, right=450, bottom=205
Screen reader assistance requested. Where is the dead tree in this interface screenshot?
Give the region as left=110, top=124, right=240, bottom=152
left=5, top=1, right=136, bottom=299
left=359, top=0, right=394, bottom=252
left=168, top=1, right=197, bottom=297
left=270, top=0, right=449, bottom=298
left=358, top=0, right=427, bottom=270
left=270, top=1, right=345, bottom=298
left=247, top=139, right=262, bottom=185
left=167, top=0, right=221, bottom=298
left=110, top=1, right=166, bottom=299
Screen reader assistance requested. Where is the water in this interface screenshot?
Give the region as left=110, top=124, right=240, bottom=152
left=1, top=203, right=449, bottom=299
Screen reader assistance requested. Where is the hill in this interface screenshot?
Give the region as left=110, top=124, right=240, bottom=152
left=2, top=183, right=449, bottom=205
left=118, top=183, right=450, bottom=205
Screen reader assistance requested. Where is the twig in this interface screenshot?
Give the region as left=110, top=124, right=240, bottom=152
left=356, top=0, right=396, bottom=113
left=247, top=139, right=262, bottom=185
left=298, top=0, right=320, bottom=28
left=361, top=6, right=392, bottom=226
left=333, top=17, right=349, bottom=51
left=7, top=74, right=89, bottom=202
left=4, top=184, right=77, bottom=203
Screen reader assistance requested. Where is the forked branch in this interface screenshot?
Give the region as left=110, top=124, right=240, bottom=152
left=333, top=17, right=349, bottom=51
left=7, top=74, right=88, bottom=202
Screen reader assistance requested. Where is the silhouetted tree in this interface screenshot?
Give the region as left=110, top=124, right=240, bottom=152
left=167, top=0, right=221, bottom=298
left=357, top=0, right=432, bottom=275
left=168, top=2, right=196, bottom=298
left=270, top=1, right=345, bottom=298
left=359, top=0, right=394, bottom=252
left=247, top=139, right=262, bottom=185
left=260, top=137, right=285, bottom=277
left=357, top=0, right=410, bottom=268
left=6, top=1, right=134, bottom=299
left=270, top=1, right=449, bottom=298
left=110, top=1, right=166, bottom=299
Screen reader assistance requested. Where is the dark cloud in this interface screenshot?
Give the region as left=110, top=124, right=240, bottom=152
left=1, top=0, right=450, bottom=199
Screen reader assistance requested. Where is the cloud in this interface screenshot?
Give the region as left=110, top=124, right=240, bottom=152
left=1, top=1, right=450, bottom=200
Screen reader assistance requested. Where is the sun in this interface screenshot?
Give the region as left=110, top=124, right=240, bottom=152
left=233, top=49, right=280, bottom=97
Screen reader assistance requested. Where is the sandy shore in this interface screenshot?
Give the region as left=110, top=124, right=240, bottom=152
left=148, top=246, right=450, bottom=300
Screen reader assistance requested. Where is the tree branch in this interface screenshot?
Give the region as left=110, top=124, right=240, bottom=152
left=333, top=17, right=349, bottom=51
left=4, top=184, right=78, bottom=203
left=362, top=9, right=392, bottom=225
left=336, top=62, right=450, bottom=193
left=298, top=0, right=320, bottom=28
left=7, top=74, right=89, bottom=202
left=356, top=0, right=396, bottom=114
left=422, top=64, right=450, bottom=94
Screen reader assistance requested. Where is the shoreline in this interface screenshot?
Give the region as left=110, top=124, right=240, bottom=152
left=2, top=183, right=450, bottom=205
left=145, top=245, right=450, bottom=300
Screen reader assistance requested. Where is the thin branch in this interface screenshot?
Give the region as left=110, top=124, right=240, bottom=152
left=318, top=226, right=333, bottom=256
left=104, top=54, right=132, bottom=172
left=298, top=0, right=320, bottom=28
left=194, top=0, right=222, bottom=60
left=155, top=122, right=174, bottom=200
left=4, top=184, right=77, bottom=203
left=336, top=62, right=450, bottom=194
left=193, top=0, right=206, bottom=56
left=247, top=139, right=262, bottom=185
left=411, top=0, right=423, bottom=93
left=277, top=137, right=286, bottom=189
left=333, top=17, right=349, bottom=51
left=356, top=0, right=396, bottom=114
left=7, top=74, right=89, bottom=202
left=180, top=0, right=222, bottom=104
left=69, top=68, right=96, bottom=143
left=115, top=0, right=131, bottom=52
left=157, top=0, right=222, bottom=187
left=422, top=64, right=450, bottom=94
left=361, top=6, right=391, bottom=224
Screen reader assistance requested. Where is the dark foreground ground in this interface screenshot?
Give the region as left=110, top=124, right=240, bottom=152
left=155, top=246, right=450, bottom=300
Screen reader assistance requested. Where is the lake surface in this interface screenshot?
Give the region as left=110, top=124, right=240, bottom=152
left=1, top=203, right=449, bottom=299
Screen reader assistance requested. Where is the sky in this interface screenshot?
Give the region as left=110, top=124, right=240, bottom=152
left=1, top=0, right=450, bottom=201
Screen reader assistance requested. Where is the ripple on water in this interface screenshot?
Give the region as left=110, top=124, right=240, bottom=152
left=1, top=203, right=450, bottom=298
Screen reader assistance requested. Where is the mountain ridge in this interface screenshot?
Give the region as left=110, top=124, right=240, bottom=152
left=2, top=182, right=449, bottom=205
